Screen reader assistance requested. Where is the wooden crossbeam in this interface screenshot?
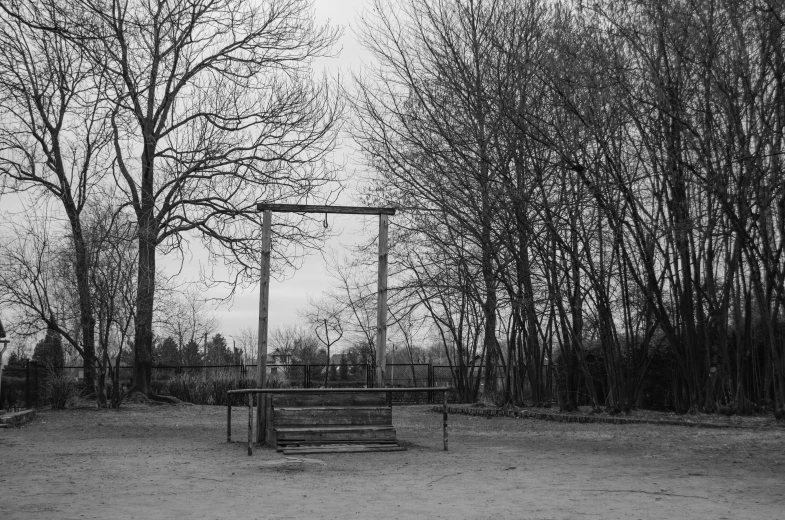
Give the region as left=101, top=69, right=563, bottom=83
left=256, top=203, right=396, bottom=215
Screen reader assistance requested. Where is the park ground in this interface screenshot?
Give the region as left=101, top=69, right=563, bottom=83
left=1, top=404, right=784, bottom=520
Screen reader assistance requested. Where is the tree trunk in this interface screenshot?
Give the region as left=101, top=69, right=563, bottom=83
left=132, top=207, right=157, bottom=395
left=70, top=215, right=96, bottom=395
left=54, top=143, right=96, bottom=394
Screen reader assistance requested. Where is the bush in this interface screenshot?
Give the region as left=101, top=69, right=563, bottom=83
left=266, top=372, right=289, bottom=389
left=46, top=371, right=76, bottom=409
left=1, top=374, right=26, bottom=409
left=1, top=361, right=30, bottom=409
left=166, top=373, right=207, bottom=404
left=151, top=379, right=168, bottom=397
left=162, top=369, right=288, bottom=405
left=165, top=373, right=242, bottom=405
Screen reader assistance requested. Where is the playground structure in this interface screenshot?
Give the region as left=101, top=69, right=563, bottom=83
left=227, top=387, right=450, bottom=454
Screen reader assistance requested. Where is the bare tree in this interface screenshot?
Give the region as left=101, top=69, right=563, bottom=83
left=0, top=3, right=113, bottom=393
left=303, top=296, right=344, bottom=387
left=83, top=204, right=138, bottom=406
left=324, top=253, right=377, bottom=364
left=237, top=325, right=259, bottom=364
left=157, top=288, right=219, bottom=365
left=388, top=302, right=428, bottom=386
left=4, top=0, right=343, bottom=397
left=352, top=0, right=785, bottom=414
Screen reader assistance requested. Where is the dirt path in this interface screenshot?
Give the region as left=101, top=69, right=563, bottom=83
left=1, top=405, right=783, bottom=519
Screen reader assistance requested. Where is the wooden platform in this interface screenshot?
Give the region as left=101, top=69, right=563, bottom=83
left=265, top=392, right=404, bottom=452
left=226, top=387, right=450, bottom=455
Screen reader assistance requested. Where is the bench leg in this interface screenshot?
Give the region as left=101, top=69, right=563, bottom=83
left=248, top=397, right=253, bottom=456
left=443, top=391, right=448, bottom=451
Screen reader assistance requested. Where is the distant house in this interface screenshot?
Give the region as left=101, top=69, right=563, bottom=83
left=268, top=348, right=291, bottom=375
left=268, top=348, right=291, bottom=365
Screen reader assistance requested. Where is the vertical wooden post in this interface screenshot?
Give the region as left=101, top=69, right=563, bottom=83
left=257, top=209, right=272, bottom=444
left=375, top=214, right=389, bottom=388
left=227, top=393, right=232, bottom=443
left=443, top=389, right=448, bottom=451
left=247, top=394, right=253, bottom=456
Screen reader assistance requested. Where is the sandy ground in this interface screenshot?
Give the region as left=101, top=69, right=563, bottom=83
left=1, top=404, right=783, bottom=520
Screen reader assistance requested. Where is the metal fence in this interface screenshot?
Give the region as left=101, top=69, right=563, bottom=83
left=1, top=360, right=47, bottom=410
left=149, top=363, right=445, bottom=403
left=2, top=361, right=554, bottom=408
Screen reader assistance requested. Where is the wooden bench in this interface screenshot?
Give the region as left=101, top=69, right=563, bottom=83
left=227, top=387, right=450, bottom=455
